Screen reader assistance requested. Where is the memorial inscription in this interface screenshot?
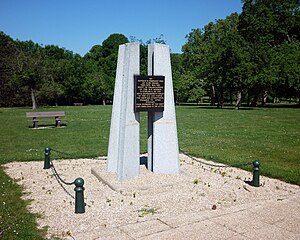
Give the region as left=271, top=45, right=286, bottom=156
left=134, top=75, right=165, bottom=112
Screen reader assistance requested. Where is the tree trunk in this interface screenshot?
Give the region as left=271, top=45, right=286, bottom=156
left=217, top=91, right=224, bottom=109
left=102, top=98, right=106, bottom=106
left=235, top=91, right=242, bottom=110
left=210, top=84, right=216, bottom=106
left=251, top=95, right=258, bottom=107
left=273, top=97, right=279, bottom=104
left=262, top=91, right=267, bottom=106
left=246, top=93, right=251, bottom=106
left=31, top=87, right=37, bottom=110
left=217, top=99, right=223, bottom=108
left=229, top=90, right=233, bottom=105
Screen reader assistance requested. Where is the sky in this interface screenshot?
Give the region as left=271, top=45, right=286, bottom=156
left=0, top=0, right=243, bottom=56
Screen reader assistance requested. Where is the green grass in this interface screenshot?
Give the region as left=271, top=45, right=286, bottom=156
left=177, top=105, right=300, bottom=185
left=0, top=106, right=111, bottom=163
left=0, top=105, right=111, bottom=240
left=0, top=104, right=299, bottom=239
left=0, top=167, right=46, bottom=239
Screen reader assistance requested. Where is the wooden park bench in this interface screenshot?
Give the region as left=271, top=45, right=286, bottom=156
left=26, top=111, right=65, bottom=128
left=73, top=102, right=83, bottom=106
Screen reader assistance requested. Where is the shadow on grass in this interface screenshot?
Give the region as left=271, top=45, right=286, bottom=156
left=256, top=104, right=300, bottom=109
left=177, top=105, right=257, bottom=111
left=177, top=103, right=299, bottom=110
left=27, top=123, right=67, bottom=129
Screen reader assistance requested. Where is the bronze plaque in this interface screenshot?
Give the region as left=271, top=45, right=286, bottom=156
left=134, top=75, right=165, bottom=112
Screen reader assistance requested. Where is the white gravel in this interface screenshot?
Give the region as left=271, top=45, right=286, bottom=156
left=4, top=154, right=299, bottom=239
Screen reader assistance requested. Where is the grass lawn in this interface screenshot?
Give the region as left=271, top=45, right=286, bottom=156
left=176, top=105, right=300, bottom=185
left=0, top=104, right=299, bottom=239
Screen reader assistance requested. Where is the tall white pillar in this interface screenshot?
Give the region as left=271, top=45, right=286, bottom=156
left=147, top=43, right=180, bottom=174
left=107, top=44, right=125, bottom=173
left=107, top=43, right=140, bottom=181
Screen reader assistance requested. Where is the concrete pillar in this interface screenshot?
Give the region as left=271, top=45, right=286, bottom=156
left=147, top=43, right=180, bottom=174
left=107, top=44, right=125, bottom=173
left=107, top=43, right=140, bottom=181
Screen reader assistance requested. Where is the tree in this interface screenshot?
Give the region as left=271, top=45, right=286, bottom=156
left=171, top=53, right=185, bottom=103
left=101, top=33, right=129, bottom=80
left=0, top=32, right=20, bottom=106
left=84, top=45, right=102, bottom=62
left=15, top=40, right=46, bottom=109
left=60, top=54, right=86, bottom=104
left=183, top=2, right=300, bottom=108
left=238, top=0, right=300, bottom=105
left=271, top=40, right=300, bottom=102
left=82, top=59, right=109, bottom=105
left=98, top=34, right=129, bottom=103
left=41, top=45, right=71, bottom=106
left=182, top=13, right=248, bottom=108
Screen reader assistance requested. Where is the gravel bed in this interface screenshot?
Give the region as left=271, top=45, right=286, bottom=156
left=4, top=154, right=299, bottom=239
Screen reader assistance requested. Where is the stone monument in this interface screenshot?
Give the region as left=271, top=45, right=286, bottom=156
left=147, top=43, right=180, bottom=174
left=107, top=42, right=179, bottom=181
left=107, top=43, right=140, bottom=181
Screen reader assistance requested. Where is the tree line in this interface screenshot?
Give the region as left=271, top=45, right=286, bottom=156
left=177, top=0, right=300, bottom=108
left=0, top=33, right=130, bottom=108
left=0, top=0, right=299, bottom=109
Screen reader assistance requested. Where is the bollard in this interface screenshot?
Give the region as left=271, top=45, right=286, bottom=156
left=74, top=177, right=85, bottom=213
left=44, top=147, right=51, bottom=169
left=252, top=160, right=260, bottom=187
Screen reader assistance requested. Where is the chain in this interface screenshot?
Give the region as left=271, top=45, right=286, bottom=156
left=51, top=148, right=107, bottom=160
left=50, top=160, right=75, bottom=199
left=50, top=160, right=75, bottom=185
left=51, top=148, right=76, bottom=158
left=181, top=150, right=252, bottom=168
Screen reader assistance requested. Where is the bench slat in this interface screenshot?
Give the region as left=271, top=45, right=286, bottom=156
left=26, top=111, right=65, bottom=118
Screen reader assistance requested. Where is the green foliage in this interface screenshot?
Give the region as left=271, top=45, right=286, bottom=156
left=270, top=39, right=300, bottom=99
left=130, top=34, right=167, bottom=76
left=0, top=33, right=130, bottom=107
left=182, top=1, right=300, bottom=107
left=82, top=33, right=130, bottom=105
left=238, top=0, right=300, bottom=104
left=101, top=33, right=129, bottom=58
left=0, top=32, right=20, bottom=107
left=1, top=0, right=300, bottom=108
left=174, top=71, right=205, bottom=103
left=183, top=13, right=254, bottom=107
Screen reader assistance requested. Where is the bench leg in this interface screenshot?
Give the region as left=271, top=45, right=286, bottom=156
left=33, top=118, right=38, bottom=128
left=55, top=117, right=61, bottom=127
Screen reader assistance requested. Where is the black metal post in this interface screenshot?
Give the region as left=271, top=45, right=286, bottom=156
left=74, top=177, right=85, bottom=213
left=252, top=160, right=260, bottom=187
left=44, top=147, right=51, bottom=169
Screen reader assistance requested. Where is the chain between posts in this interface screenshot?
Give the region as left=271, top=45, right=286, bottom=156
left=180, top=149, right=261, bottom=187
left=44, top=147, right=85, bottom=213
left=181, top=150, right=252, bottom=168
left=51, top=148, right=77, bottom=158
left=50, top=164, right=75, bottom=199
left=50, top=160, right=75, bottom=186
